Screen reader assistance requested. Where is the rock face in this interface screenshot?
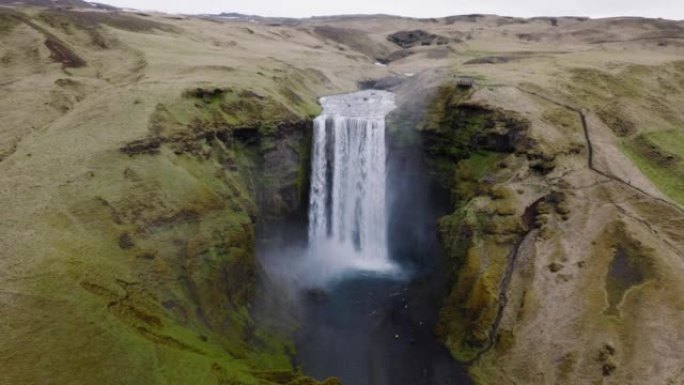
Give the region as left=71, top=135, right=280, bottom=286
left=252, top=120, right=312, bottom=221
left=415, top=85, right=533, bottom=359
left=116, top=88, right=315, bottom=333
left=414, top=62, right=684, bottom=385
left=387, top=30, right=449, bottom=48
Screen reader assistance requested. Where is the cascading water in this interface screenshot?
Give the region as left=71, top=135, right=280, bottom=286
left=307, top=90, right=397, bottom=275
left=260, top=90, right=473, bottom=385
left=294, top=90, right=473, bottom=385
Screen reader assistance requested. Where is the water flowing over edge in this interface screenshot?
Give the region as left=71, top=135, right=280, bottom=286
left=307, top=90, right=398, bottom=279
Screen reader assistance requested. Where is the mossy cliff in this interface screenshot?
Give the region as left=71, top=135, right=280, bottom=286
left=110, top=89, right=330, bottom=384
left=1, top=86, right=333, bottom=385
left=144, top=87, right=315, bottom=222
left=418, top=84, right=533, bottom=361
left=420, top=67, right=684, bottom=385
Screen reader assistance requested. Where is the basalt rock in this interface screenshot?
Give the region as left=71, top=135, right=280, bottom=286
left=387, top=30, right=449, bottom=48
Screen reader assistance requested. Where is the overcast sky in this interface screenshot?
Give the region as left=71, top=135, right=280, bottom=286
left=96, top=0, right=684, bottom=20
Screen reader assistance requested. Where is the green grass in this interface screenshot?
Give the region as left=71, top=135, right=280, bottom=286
left=451, top=151, right=507, bottom=203
left=622, top=130, right=684, bottom=206
left=7, top=82, right=320, bottom=384
left=150, top=88, right=302, bottom=137
left=647, top=129, right=684, bottom=158
left=39, top=9, right=178, bottom=34
left=567, top=67, right=643, bottom=105
left=463, top=151, right=507, bottom=180
left=561, top=63, right=684, bottom=207
left=542, top=107, right=581, bottom=133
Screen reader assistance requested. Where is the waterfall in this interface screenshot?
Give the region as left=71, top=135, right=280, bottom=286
left=308, top=90, right=396, bottom=273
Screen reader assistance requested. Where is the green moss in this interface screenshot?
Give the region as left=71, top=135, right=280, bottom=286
left=421, top=84, right=474, bottom=132
left=436, top=200, right=522, bottom=362
left=151, top=88, right=301, bottom=137
left=423, top=81, right=531, bottom=365
left=144, top=86, right=315, bottom=221
left=436, top=241, right=511, bottom=361
left=62, top=151, right=310, bottom=384
left=466, top=152, right=506, bottom=181
left=272, top=67, right=324, bottom=118
left=567, top=67, right=642, bottom=105
left=421, top=86, right=527, bottom=190
left=495, top=329, right=515, bottom=354
left=451, top=152, right=506, bottom=202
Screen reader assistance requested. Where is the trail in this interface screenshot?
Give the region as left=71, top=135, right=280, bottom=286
left=466, top=86, right=684, bottom=365
left=516, top=87, right=684, bottom=215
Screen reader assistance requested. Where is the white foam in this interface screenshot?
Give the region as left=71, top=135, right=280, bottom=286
left=307, top=90, right=398, bottom=284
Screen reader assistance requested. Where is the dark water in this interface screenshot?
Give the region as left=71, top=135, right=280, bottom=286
left=296, top=274, right=471, bottom=385
left=292, top=144, right=473, bottom=385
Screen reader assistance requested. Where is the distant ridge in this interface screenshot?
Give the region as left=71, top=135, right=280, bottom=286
left=0, top=0, right=118, bottom=9
left=0, top=0, right=91, bottom=7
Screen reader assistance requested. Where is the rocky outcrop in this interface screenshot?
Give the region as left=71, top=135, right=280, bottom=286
left=419, top=85, right=530, bottom=183
left=132, top=87, right=313, bottom=223
left=415, top=84, right=535, bottom=362
left=245, top=120, right=312, bottom=221
left=420, top=62, right=684, bottom=385
left=387, top=30, right=449, bottom=48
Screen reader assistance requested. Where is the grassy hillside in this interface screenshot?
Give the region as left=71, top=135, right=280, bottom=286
left=1, top=4, right=684, bottom=385
left=0, top=8, right=349, bottom=384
